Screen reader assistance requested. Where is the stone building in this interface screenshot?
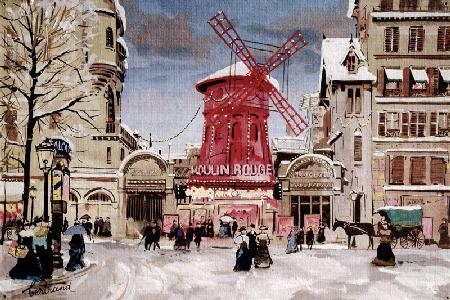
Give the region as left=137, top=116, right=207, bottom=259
left=349, top=0, right=450, bottom=240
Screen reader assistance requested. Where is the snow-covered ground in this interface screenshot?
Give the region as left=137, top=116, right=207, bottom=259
left=1, top=238, right=450, bottom=300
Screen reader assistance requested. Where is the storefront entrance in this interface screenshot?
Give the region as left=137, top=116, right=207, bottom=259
left=290, top=195, right=331, bottom=227
left=126, top=192, right=164, bottom=222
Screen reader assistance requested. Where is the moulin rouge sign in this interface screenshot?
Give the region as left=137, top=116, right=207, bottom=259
left=191, top=164, right=273, bottom=177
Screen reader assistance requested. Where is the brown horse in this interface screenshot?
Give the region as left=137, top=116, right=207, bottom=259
left=332, top=219, right=375, bottom=249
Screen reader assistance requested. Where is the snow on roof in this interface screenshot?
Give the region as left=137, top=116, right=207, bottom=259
left=347, top=0, right=356, bottom=18
left=372, top=11, right=450, bottom=19
left=375, top=205, right=422, bottom=212
left=320, top=38, right=375, bottom=84
left=385, top=68, right=403, bottom=82
left=197, top=61, right=280, bottom=90
left=117, top=37, right=129, bottom=57
left=114, top=0, right=126, bottom=32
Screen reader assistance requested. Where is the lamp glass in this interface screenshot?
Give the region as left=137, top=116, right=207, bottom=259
left=36, top=142, right=55, bottom=172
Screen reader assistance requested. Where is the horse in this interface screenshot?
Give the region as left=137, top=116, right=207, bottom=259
left=332, top=219, right=375, bottom=250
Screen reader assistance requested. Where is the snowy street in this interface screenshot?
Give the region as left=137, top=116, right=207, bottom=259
left=1, top=238, right=450, bottom=300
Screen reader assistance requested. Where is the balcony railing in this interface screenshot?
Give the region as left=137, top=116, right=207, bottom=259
left=385, top=88, right=402, bottom=97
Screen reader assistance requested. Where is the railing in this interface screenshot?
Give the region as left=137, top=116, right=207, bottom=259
left=385, top=89, right=402, bottom=97
left=373, top=4, right=449, bottom=12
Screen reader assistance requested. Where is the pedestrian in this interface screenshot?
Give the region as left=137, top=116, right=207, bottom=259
left=286, top=227, right=298, bottom=254
left=201, top=218, right=207, bottom=237
left=206, top=217, right=214, bottom=238
left=254, top=225, right=273, bottom=268
left=233, top=241, right=252, bottom=272
left=102, top=217, right=112, bottom=237
left=65, top=234, right=86, bottom=271
left=141, top=222, right=153, bottom=251
left=226, top=223, right=232, bottom=237
left=438, top=218, right=450, bottom=249
left=194, top=222, right=203, bottom=249
left=93, top=217, right=99, bottom=235
left=174, top=223, right=186, bottom=250
left=34, top=220, right=53, bottom=279
left=234, top=226, right=249, bottom=248
left=296, top=227, right=305, bottom=251
left=371, top=216, right=396, bottom=266
left=98, top=217, right=105, bottom=236
left=82, top=218, right=93, bottom=241
left=186, top=223, right=195, bottom=250
left=317, top=221, right=326, bottom=244
left=246, top=224, right=258, bottom=258
left=169, top=220, right=177, bottom=240
left=232, top=218, right=238, bottom=238
left=63, top=217, right=69, bottom=233
left=152, top=221, right=161, bottom=250
left=219, top=220, right=227, bottom=237
left=9, top=230, right=43, bottom=281
left=306, top=226, right=314, bottom=250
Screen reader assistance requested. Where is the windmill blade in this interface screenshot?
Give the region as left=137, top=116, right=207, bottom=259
left=208, top=86, right=254, bottom=115
left=268, top=87, right=308, bottom=136
left=208, top=11, right=259, bottom=72
left=264, top=32, right=308, bottom=75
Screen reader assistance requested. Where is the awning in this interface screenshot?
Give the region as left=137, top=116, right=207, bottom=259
left=410, top=68, right=429, bottom=83
left=385, top=68, right=403, bottom=82
left=440, top=68, right=450, bottom=83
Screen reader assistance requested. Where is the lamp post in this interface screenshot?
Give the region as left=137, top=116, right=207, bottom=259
left=36, top=138, right=55, bottom=222
left=29, top=185, right=37, bottom=223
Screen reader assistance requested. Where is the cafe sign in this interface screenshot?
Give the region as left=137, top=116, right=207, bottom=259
left=191, top=164, right=273, bottom=177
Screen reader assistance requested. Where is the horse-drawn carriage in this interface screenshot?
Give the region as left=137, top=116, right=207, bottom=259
left=375, top=205, right=425, bottom=249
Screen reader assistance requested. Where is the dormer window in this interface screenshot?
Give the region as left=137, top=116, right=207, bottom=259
left=345, top=49, right=359, bottom=74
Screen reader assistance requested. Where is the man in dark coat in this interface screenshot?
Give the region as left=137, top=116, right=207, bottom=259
left=82, top=219, right=93, bottom=241
left=306, top=227, right=314, bottom=250
left=142, top=222, right=154, bottom=251
left=231, top=218, right=238, bottom=238
left=152, top=221, right=161, bottom=250
left=246, top=224, right=258, bottom=258
left=296, top=227, right=305, bottom=251
left=206, top=218, right=214, bottom=238
left=93, top=217, right=100, bottom=235
left=98, top=217, right=105, bottom=236
left=174, top=224, right=186, bottom=250
left=194, top=223, right=203, bottom=249
left=438, top=218, right=450, bottom=248
left=233, top=241, right=252, bottom=271
left=186, top=223, right=195, bottom=250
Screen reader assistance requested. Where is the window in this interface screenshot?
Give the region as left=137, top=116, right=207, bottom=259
left=120, top=148, right=125, bottom=161
left=438, top=26, right=450, bottom=52
left=430, top=112, right=450, bottom=136
left=106, top=27, right=114, bottom=48
left=409, top=26, right=425, bottom=52
left=106, top=86, right=115, bottom=133
left=401, top=112, right=409, bottom=137
left=107, top=147, right=111, bottom=164
left=386, top=112, right=400, bottom=136
left=410, top=157, right=426, bottom=185
left=384, top=27, right=399, bottom=52
left=354, top=135, right=362, bottom=161
left=431, top=157, right=446, bottom=185
left=3, top=109, right=17, bottom=141
left=390, top=156, right=405, bottom=185
left=87, top=192, right=111, bottom=202
left=346, top=88, right=362, bottom=114
left=409, top=112, right=426, bottom=137
left=400, top=0, right=418, bottom=11
left=380, top=0, right=394, bottom=10
left=429, top=0, right=444, bottom=10
left=378, top=112, right=386, bottom=136
left=346, top=52, right=357, bottom=73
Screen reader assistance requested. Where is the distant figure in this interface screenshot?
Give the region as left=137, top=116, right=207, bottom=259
left=142, top=222, right=153, bottom=251
left=174, top=224, right=186, bottom=250
left=169, top=220, right=177, bottom=240
left=152, top=221, right=161, bottom=250
left=66, top=234, right=86, bottom=271
left=233, top=241, right=252, bottom=272
left=317, top=221, right=326, bottom=244
left=372, top=217, right=395, bottom=266
left=186, top=223, right=195, bottom=250
left=194, top=223, right=203, bottom=249
left=98, top=217, right=105, bottom=236
left=93, top=217, right=100, bottom=235
left=286, top=228, right=298, bottom=254
left=296, top=227, right=305, bottom=251
left=82, top=218, right=93, bottom=241
left=206, top=217, right=214, bottom=238
left=306, top=227, right=314, bottom=250
left=63, top=218, right=69, bottom=233
left=102, top=217, right=112, bottom=237
left=438, top=218, right=450, bottom=249
left=246, top=224, right=258, bottom=258
left=254, top=226, right=273, bottom=268
left=232, top=218, right=238, bottom=238
left=234, top=227, right=249, bottom=248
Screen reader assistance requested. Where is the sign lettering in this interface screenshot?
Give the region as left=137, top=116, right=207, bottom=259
left=191, top=164, right=272, bottom=176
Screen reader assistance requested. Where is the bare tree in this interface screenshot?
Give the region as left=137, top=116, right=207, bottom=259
left=0, top=0, right=99, bottom=221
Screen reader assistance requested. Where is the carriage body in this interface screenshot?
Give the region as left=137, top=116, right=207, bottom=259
left=375, top=206, right=425, bottom=249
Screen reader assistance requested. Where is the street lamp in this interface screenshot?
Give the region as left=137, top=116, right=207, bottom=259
left=36, top=138, right=55, bottom=222
left=29, top=185, right=37, bottom=223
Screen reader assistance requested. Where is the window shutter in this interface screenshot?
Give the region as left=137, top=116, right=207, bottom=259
left=402, top=67, right=411, bottom=97
left=438, top=26, right=446, bottom=51
left=445, top=27, right=450, bottom=51
left=410, top=112, right=418, bottom=137
left=346, top=89, right=354, bottom=114
left=418, top=112, right=426, bottom=137
left=355, top=88, right=362, bottom=114
left=377, top=69, right=386, bottom=95
left=378, top=112, right=386, bottom=136
left=354, top=136, right=362, bottom=161
left=410, top=157, right=426, bottom=185
left=427, top=67, right=439, bottom=95
left=393, top=27, right=399, bottom=52
left=390, top=156, right=404, bottom=185
left=417, top=27, right=425, bottom=52
left=431, top=157, right=445, bottom=185
left=401, top=112, right=409, bottom=137
left=430, top=112, right=437, bottom=136
left=385, top=28, right=393, bottom=52
left=409, top=26, right=424, bottom=52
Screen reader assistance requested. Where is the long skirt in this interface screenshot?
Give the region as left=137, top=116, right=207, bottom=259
left=372, top=242, right=395, bottom=266
left=286, top=237, right=298, bottom=254
left=65, top=249, right=86, bottom=271
left=254, top=244, right=273, bottom=268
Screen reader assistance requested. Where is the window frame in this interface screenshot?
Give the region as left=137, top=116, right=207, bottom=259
left=384, top=27, right=399, bottom=53
left=353, top=135, right=362, bottom=162
left=408, top=26, right=425, bottom=53
left=106, top=27, right=114, bottom=48
left=438, top=26, right=450, bottom=52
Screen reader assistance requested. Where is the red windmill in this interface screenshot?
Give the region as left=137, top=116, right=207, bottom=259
left=189, top=11, right=309, bottom=190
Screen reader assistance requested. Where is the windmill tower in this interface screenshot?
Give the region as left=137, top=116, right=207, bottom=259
left=187, top=11, right=309, bottom=227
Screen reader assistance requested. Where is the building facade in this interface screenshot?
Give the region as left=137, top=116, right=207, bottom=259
left=350, top=0, right=450, bottom=240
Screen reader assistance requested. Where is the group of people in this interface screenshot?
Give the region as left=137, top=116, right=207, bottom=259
left=141, top=220, right=161, bottom=250
left=164, top=221, right=204, bottom=250
left=233, top=224, right=273, bottom=271
left=286, top=226, right=315, bottom=253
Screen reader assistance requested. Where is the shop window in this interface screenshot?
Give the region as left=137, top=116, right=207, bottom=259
left=87, top=192, right=111, bottom=202
left=430, top=112, right=450, bottom=136
left=430, top=157, right=446, bottom=185
left=354, top=135, right=362, bottom=162
left=390, top=156, right=405, bottom=185
left=107, top=147, right=111, bottom=164
left=384, top=27, right=399, bottom=53
left=106, top=27, right=114, bottom=48
left=410, top=157, right=426, bottom=185
left=408, top=26, right=425, bottom=52
left=400, top=0, right=418, bottom=11
left=438, top=26, right=450, bottom=51
left=380, top=0, right=394, bottom=10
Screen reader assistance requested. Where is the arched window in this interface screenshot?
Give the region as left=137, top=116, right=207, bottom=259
left=106, top=27, right=114, bottom=48
left=87, top=192, right=111, bottom=202
left=106, top=86, right=115, bottom=133
left=69, top=192, right=78, bottom=203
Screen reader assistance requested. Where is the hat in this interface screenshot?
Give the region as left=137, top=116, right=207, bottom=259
left=259, top=225, right=268, bottom=230
left=250, top=224, right=255, bottom=228
left=239, top=226, right=247, bottom=232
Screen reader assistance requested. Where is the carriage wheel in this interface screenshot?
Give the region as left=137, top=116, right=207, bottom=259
left=390, top=236, right=398, bottom=249
left=407, top=229, right=425, bottom=249
left=400, top=236, right=409, bottom=248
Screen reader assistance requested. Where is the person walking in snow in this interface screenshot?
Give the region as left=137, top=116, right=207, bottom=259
left=194, top=223, right=203, bottom=249
left=186, top=223, right=195, bottom=250
left=174, top=223, right=186, bottom=250
left=438, top=218, right=450, bottom=249
left=141, top=222, right=154, bottom=251
left=63, top=217, right=69, bottom=233
left=98, top=217, right=105, bottom=236
left=247, top=224, right=258, bottom=258
left=233, top=241, right=252, bottom=272
left=93, top=217, right=100, bottom=235
left=317, top=221, right=326, bottom=244
left=234, top=226, right=249, bottom=248
left=306, top=227, right=314, bottom=250
left=232, top=218, right=238, bottom=238
left=169, top=220, right=177, bottom=240
left=372, top=216, right=396, bottom=266
left=296, top=227, right=305, bottom=251
left=65, top=234, right=86, bottom=272
left=254, top=225, right=273, bottom=268
left=102, top=217, right=112, bottom=237
left=286, top=227, right=298, bottom=254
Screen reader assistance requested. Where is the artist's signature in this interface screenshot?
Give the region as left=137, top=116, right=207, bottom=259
left=22, top=280, right=72, bottom=297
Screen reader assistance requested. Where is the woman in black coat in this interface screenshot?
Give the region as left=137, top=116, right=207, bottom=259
left=194, top=223, right=203, bottom=249
left=234, top=241, right=252, bottom=271
left=186, top=223, right=195, bottom=250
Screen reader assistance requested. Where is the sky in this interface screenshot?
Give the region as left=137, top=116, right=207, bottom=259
left=120, top=0, right=354, bottom=154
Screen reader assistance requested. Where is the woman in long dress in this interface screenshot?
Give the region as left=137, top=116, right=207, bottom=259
left=254, top=226, right=273, bottom=268
left=233, top=241, right=252, bottom=271
left=372, top=217, right=395, bottom=266
left=286, top=227, right=298, bottom=254
left=65, top=234, right=86, bottom=271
